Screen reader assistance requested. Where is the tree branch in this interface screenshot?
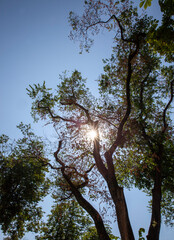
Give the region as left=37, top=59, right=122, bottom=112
left=57, top=98, right=92, bottom=123
left=73, top=101, right=92, bottom=123
left=162, top=79, right=174, bottom=132
left=54, top=140, right=65, bottom=167
left=87, top=14, right=145, bottom=44
left=38, top=102, right=78, bottom=124
left=86, top=163, right=95, bottom=173
left=105, top=41, right=140, bottom=157
left=61, top=167, right=111, bottom=240
left=93, top=111, right=118, bottom=128
left=93, top=135, right=108, bottom=181
left=54, top=141, right=95, bottom=190
left=138, top=72, right=154, bottom=151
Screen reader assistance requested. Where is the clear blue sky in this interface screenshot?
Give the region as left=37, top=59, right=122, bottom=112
left=0, top=0, right=173, bottom=239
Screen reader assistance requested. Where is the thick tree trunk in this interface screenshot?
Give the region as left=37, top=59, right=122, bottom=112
left=107, top=174, right=135, bottom=240
left=115, top=187, right=135, bottom=240
left=147, top=165, right=162, bottom=240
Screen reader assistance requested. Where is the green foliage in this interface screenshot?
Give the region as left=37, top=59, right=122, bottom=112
left=82, top=226, right=100, bottom=240
left=99, top=43, right=174, bottom=196
left=139, top=0, right=174, bottom=62
left=37, top=199, right=119, bottom=240
left=82, top=225, right=119, bottom=240
left=36, top=200, right=93, bottom=240
left=69, top=0, right=140, bottom=53
left=27, top=81, right=57, bottom=122
left=138, top=227, right=145, bottom=240
left=161, top=186, right=174, bottom=227
left=57, top=70, right=93, bottom=110
left=0, top=123, right=50, bottom=239
left=27, top=70, right=94, bottom=122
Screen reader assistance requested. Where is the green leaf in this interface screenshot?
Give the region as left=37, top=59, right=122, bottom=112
left=139, top=1, right=145, bottom=8
left=144, top=1, right=149, bottom=9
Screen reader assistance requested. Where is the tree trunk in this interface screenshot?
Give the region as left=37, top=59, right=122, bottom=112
left=115, top=187, right=135, bottom=240
left=107, top=174, right=135, bottom=240
left=147, top=165, right=162, bottom=240
left=94, top=143, right=135, bottom=240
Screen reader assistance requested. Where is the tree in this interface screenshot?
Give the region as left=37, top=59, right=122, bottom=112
left=36, top=199, right=117, bottom=240
left=0, top=123, right=50, bottom=239
left=67, top=2, right=174, bottom=239
left=1, top=1, right=173, bottom=240
left=36, top=200, right=95, bottom=240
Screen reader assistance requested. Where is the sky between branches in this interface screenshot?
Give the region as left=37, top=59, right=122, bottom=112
left=0, top=0, right=173, bottom=239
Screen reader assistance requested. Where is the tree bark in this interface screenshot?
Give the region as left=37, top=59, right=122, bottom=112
left=107, top=173, right=135, bottom=240
left=147, top=164, right=162, bottom=240
left=115, top=187, right=135, bottom=240
left=94, top=144, right=135, bottom=240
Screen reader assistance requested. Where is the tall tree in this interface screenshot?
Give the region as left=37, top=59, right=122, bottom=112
left=1, top=1, right=173, bottom=240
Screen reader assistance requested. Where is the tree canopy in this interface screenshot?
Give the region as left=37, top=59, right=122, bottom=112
left=0, top=1, right=174, bottom=240
left=0, top=123, right=50, bottom=239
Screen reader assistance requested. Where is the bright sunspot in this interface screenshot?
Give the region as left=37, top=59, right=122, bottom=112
left=88, top=129, right=97, bottom=140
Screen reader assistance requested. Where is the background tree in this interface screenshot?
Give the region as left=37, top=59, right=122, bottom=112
left=0, top=123, right=49, bottom=239
left=36, top=200, right=94, bottom=240
left=37, top=198, right=117, bottom=240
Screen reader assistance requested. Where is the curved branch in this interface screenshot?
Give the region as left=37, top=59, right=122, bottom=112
left=162, top=79, right=174, bottom=132
left=87, top=14, right=145, bottom=44
left=54, top=140, right=65, bottom=167
left=73, top=101, right=92, bottom=123
left=61, top=167, right=111, bottom=240
left=54, top=141, right=95, bottom=190
left=106, top=42, right=140, bottom=157
left=112, top=15, right=133, bottom=43
left=58, top=98, right=92, bottom=123
left=86, top=163, right=95, bottom=173
left=86, top=15, right=128, bottom=41
left=38, top=102, right=78, bottom=124
left=93, top=111, right=118, bottom=128
left=28, top=155, right=61, bottom=171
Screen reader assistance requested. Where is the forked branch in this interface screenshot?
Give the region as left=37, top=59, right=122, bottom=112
left=87, top=14, right=145, bottom=44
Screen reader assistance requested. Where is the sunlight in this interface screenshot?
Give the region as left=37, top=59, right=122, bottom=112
left=88, top=129, right=97, bottom=140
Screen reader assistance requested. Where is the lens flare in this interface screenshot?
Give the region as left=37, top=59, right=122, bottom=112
left=88, top=129, right=97, bottom=140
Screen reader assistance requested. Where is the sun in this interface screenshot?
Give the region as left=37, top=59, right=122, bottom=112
left=88, top=129, right=97, bottom=140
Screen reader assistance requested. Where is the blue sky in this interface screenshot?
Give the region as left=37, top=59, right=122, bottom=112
left=0, top=0, right=173, bottom=239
